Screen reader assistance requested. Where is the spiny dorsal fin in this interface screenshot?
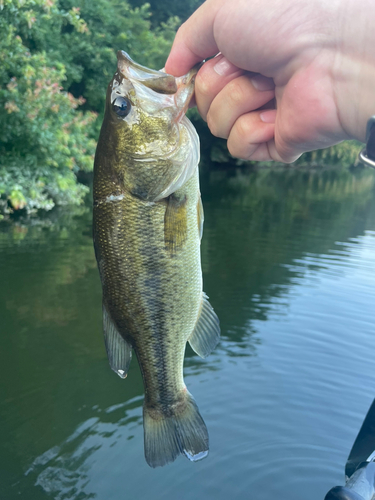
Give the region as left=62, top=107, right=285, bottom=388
left=188, top=293, right=220, bottom=358
left=103, top=303, right=132, bottom=378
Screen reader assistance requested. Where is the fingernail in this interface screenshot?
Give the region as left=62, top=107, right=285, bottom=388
left=251, top=75, right=275, bottom=91
left=214, top=56, right=240, bottom=76
left=260, top=110, right=277, bottom=123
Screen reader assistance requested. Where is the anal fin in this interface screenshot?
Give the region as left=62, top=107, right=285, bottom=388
left=103, top=303, right=132, bottom=378
left=188, top=293, right=220, bottom=358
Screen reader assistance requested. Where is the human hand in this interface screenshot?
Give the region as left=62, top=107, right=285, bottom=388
left=165, top=0, right=375, bottom=162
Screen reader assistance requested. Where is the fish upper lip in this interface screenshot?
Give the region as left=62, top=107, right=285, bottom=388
left=116, top=50, right=200, bottom=110
left=117, top=50, right=178, bottom=95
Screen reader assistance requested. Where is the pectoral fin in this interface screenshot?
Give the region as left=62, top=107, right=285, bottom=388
left=164, top=194, right=187, bottom=255
left=103, top=304, right=132, bottom=378
left=188, top=293, right=220, bottom=358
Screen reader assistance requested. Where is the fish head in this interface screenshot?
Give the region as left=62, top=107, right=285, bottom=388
left=97, top=51, right=200, bottom=201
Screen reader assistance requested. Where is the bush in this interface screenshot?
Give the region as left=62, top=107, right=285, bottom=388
left=0, top=1, right=97, bottom=212
left=0, top=0, right=365, bottom=215
left=0, top=0, right=177, bottom=214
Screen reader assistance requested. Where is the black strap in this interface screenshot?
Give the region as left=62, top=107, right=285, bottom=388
left=324, top=486, right=365, bottom=500
left=358, top=116, right=375, bottom=168
left=366, top=116, right=375, bottom=160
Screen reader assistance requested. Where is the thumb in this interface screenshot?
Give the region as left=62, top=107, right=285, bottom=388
left=165, top=0, right=225, bottom=76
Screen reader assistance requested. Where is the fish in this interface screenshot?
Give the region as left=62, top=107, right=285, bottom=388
left=93, top=51, right=220, bottom=468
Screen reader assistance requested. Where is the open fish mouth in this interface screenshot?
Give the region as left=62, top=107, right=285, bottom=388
left=116, top=50, right=199, bottom=123
left=117, top=50, right=178, bottom=94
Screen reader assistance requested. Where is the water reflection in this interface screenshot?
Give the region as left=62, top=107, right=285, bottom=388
left=201, top=166, right=375, bottom=346
left=1, top=166, right=375, bottom=500
left=25, top=398, right=143, bottom=500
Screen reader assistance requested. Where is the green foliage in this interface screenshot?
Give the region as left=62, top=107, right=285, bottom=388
left=0, top=0, right=366, bottom=216
left=128, top=0, right=204, bottom=27
left=36, top=0, right=179, bottom=114
left=0, top=0, right=97, bottom=213
left=293, top=140, right=361, bottom=167
left=0, top=0, right=177, bottom=214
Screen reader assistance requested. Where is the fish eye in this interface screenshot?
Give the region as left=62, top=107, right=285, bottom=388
left=112, top=96, right=131, bottom=118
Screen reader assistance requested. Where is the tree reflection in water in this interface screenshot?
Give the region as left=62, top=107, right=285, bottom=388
left=25, top=397, right=143, bottom=500
left=1, top=166, right=375, bottom=500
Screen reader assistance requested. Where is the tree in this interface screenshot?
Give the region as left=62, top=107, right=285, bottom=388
left=0, top=0, right=177, bottom=214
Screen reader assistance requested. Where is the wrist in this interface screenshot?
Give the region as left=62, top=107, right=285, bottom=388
left=332, top=0, right=375, bottom=142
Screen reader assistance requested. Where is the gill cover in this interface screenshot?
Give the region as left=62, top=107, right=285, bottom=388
left=109, top=51, right=200, bottom=201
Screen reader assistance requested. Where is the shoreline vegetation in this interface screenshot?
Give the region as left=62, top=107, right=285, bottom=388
left=0, top=0, right=364, bottom=217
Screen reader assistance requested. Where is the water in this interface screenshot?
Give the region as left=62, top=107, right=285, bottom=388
left=1, top=166, right=375, bottom=500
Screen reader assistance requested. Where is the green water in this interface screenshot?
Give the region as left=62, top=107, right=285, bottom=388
left=1, top=166, right=375, bottom=500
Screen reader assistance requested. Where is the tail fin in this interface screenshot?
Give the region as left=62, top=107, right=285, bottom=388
left=143, top=391, right=209, bottom=468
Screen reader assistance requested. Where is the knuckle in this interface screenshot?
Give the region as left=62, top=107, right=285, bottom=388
left=226, top=79, right=246, bottom=106
left=227, top=115, right=256, bottom=159
left=195, top=72, right=212, bottom=99
left=176, top=23, right=187, bottom=39
left=235, top=115, right=252, bottom=141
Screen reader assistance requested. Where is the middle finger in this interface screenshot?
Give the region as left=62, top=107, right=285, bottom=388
left=195, top=54, right=245, bottom=120
left=207, top=74, right=275, bottom=139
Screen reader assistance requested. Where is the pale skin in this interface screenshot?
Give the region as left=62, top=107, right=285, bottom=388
left=165, top=0, right=375, bottom=163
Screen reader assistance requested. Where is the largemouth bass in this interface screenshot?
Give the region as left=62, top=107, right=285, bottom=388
left=93, top=51, right=220, bottom=468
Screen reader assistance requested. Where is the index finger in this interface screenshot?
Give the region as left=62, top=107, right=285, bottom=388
left=165, top=0, right=225, bottom=77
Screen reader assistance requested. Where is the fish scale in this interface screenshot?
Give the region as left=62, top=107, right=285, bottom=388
left=93, top=51, right=220, bottom=467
